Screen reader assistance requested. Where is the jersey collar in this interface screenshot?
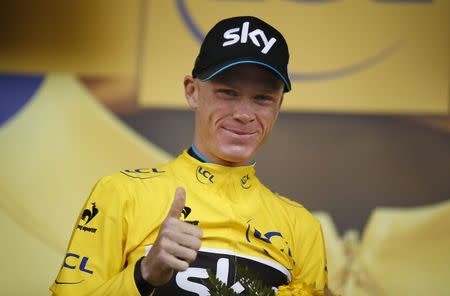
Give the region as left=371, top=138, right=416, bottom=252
left=188, top=145, right=256, bottom=166
left=177, top=149, right=257, bottom=196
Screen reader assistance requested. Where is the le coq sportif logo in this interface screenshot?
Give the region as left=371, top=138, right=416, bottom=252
left=81, top=202, right=98, bottom=225
left=77, top=203, right=99, bottom=234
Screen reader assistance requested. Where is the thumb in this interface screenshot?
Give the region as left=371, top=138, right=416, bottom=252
left=167, top=187, right=186, bottom=219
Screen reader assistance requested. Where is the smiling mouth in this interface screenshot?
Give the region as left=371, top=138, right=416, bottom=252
left=222, top=127, right=257, bottom=136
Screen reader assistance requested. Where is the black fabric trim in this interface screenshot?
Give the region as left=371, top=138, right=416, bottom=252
left=134, top=257, right=155, bottom=296
left=187, top=147, right=205, bottom=163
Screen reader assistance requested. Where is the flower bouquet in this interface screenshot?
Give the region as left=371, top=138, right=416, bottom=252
left=203, top=264, right=324, bottom=296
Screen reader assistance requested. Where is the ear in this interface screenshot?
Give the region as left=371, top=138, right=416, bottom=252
left=184, top=75, right=199, bottom=109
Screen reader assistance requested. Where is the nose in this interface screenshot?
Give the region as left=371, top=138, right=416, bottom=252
left=232, top=98, right=255, bottom=124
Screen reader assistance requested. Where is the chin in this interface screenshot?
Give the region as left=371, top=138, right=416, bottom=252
left=216, top=145, right=256, bottom=165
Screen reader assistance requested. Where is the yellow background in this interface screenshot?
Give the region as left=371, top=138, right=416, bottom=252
left=140, top=0, right=449, bottom=113
left=0, top=1, right=449, bottom=295
left=1, top=75, right=449, bottom=295
left=0, top=0, right=448, bottom=114
left=0, top=75, right=171, bottom=295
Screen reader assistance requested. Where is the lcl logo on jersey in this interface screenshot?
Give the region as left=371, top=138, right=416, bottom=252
left=63, top=253, right=93, bottom=274
left=196, top=166, right=214, bottom=184
left=240, top=174, right=251, bottom=189
left=121, top=167, right=166, bottom=179
left=223, top=21, right=276, bottom=54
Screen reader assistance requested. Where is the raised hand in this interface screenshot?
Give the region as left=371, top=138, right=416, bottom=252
left=140, top=187, right=202, bottom=287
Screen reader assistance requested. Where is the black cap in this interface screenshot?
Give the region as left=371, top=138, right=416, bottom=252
left=192, top=16, right=291, bottom=92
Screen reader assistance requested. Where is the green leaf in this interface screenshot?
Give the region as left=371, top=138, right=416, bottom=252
left=202, top=269, right=239, bottom=296
left=235, top=263, right=276, bottom=296
left=202, top=264, right=276, bottom=296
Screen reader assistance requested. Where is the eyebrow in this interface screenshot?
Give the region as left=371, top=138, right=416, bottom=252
left=211, top=79, right=283, bottom=93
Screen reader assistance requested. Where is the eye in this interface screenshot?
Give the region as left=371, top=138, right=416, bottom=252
left=254, top=95, right=275, bottom=103
left=217, top=89, right=238, bottom=98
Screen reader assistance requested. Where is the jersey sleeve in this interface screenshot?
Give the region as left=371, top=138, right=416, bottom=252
left=291, top=215, right=328, bottom=292
left=50, top=175, right=150, bottom=295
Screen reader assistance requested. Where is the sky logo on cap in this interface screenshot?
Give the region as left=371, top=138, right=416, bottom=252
left=223, top=21, right=277, bottom=54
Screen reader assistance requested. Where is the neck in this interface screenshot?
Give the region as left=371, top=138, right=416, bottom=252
left=190, top=143, right=255, bottom=167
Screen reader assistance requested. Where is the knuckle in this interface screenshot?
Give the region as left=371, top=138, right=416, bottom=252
left=183, top=250, right=193, bottom=262
left=158, top=237, right=173, bottom=253
left=187, top=249, right=197, bottom=263
left=159, top=228, right=175, bottom=240
left=179, top=261, right=189, bottom=271
left=158, top=238, right=168, bottom=249
left=192, top=239, right=201, bottom=250
left=158, top=253, right=168, bottom=264
left=162, top=218, right=174, bottom=228
left=151, top=249, right=166, bottom=263
left=159, top=227, right=169, bottom=237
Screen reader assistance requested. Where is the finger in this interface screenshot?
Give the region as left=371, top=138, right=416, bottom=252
left=167, top=187, right=186, bottom=219
left=158, top=220, right=202, bottom=246
left=167, top=242, right=198, bottom=263
left=163, top=252, right=190, bottom=272
left=167, top=230, right=202, bottom=251
left=163, top=218, right=202, bottom=237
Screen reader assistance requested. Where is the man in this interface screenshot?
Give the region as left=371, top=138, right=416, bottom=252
left=51, top=16, right=328, bottom=295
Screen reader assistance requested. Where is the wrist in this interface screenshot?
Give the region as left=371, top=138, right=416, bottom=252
left=134, top=257, right=155, bottom=296
left=139, top=256, right=152, bottom=283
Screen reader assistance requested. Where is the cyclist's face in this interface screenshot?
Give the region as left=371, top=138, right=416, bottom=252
left=184, top=64, right=284, bottom=166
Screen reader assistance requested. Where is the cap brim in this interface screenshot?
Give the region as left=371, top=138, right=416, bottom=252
left=196, top=59, right=291, bottom=92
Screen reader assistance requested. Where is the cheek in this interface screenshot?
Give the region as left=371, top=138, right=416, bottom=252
left=258, top=109, right=279, bottom=133
left=197, top=106, right=223, bottom=141
left=205, top=101, right=230, bottom=126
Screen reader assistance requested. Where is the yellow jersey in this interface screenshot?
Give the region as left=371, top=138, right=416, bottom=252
left=51, top=149, right=327, bottom=295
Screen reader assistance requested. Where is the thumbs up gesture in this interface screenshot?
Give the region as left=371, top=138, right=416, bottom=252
left=140, top=187, right=202, bottom=287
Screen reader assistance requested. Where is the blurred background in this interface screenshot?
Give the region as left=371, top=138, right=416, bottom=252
left=0, top=0, right=449, bottom=295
